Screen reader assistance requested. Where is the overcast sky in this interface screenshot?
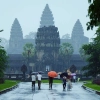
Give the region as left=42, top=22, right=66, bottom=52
left=0, top=0, right=97, bottom=41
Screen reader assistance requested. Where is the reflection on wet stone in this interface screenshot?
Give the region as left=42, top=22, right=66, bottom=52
left=0, top=82, right=100, bottom=100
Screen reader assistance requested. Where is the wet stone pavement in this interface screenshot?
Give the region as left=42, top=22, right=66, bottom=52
left=0, top=82, right=100, bottom=100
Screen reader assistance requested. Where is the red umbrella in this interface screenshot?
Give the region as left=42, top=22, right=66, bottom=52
left=48, top=71, right=58, bottom=78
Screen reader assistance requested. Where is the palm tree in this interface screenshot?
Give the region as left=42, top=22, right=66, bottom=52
left=59, top=43, right=73, bottom=69
left=22, top=43, right=35, bottom=73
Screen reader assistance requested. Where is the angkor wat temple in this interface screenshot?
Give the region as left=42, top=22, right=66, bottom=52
left=6, top=4, right=89, bottom=73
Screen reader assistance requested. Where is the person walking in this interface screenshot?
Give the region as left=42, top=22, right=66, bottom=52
left=67, top=69, right=72, bottom=91
left=37, top=72, right=42, bottom=90
left=62, top=76, right=67, bottom=91
left=31, top=73, right=36, bottom=90
left=49, top=76, right=53, bottom=90
left=73, top=75, right=76, bottom=83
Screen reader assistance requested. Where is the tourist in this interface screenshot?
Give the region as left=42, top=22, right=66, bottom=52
left=62, top=76, right=67, bottom=91
left=31, top=73, right=36, bottom=90
left=49, top=76, right=53, bottom=90
left=37, top=72, right=42, bottom=90
left=67, top=69, right=72, bottom=90
left=73, top=75, right=76, bottom=83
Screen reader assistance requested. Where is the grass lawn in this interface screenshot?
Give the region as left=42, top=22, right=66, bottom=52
left=41, top=79, right=62, bottom=83
left=84, top=81, right=100, bottom=91
left=0, top=80, right=20, bottom=91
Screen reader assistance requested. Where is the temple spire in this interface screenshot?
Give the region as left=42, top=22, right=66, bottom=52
left=71, top=19, right=84, bottom=38
left=40, top=4, right=54, bottom=28
left=10, top=18, right=23, bottom=38
left=8, top=18, right=23, bottom=54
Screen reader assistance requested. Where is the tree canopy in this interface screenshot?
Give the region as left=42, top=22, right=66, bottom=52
left=79, top=47, right=90, bottom=61
left=87, top=0, right=100, bottom=30
left=22, top=43, right=35, bottom=58
left=0, top=39, right=8, bottom=78
left=59, top=43, right=73, bottom=68
left=82, top=0, right=100, bottom=77
left=82, top=26, right=100, bottom=77
left=59, top=43, right=73, bottom=56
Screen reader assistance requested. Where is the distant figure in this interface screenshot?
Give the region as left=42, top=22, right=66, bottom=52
left=49, top=77, right=53, bottom=90
left=77, top=77, right=80, bottom=82
left=31, top=73, right=36, bottom=90
left=62, top=76, right=67, bottom=91
left=37, top=72, right=42, bottom=90
left=57, top=74, right=60, bottom=79
left=73, top=75, right=76, bottom=83
left=67, top=69, right=72, bottom=90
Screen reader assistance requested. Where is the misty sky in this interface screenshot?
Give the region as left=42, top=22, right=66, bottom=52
left=0, top=0, right=97, bottom=41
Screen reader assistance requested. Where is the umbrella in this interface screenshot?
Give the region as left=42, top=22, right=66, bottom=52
left=48, top=71, right=58, bottom=78
left=57, top=72, right=62, bottom=75
left=71, top=73, right=76, bottom=76
left=60, top=72, right=68, bottom=78
left=31, top=72, right=38, bottom=75
left=38, top=71, right=44, bottom=74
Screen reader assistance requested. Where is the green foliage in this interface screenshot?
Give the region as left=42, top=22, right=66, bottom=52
left=79, top=46, right=90, bottom=61
left=0, top=29, right=3, bottom=32
left=84, top=82, right=100, bottom=91
left=0, top=39, right=8, bottom=78
left=59, top=43, right=73, bottom=68
left=59, top=43, right=73, bottom=56
left=22, top=43, right=35, bottom=58
left=82, top=26, right=100, bottom=77
left=0, top=80, right=20, bottom=90
left=87, top=0, right=100, bottom=30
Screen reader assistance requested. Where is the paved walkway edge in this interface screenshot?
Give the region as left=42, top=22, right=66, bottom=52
left=82, top=84, right=100, bottom=95
left=0, top=84, right=19, bottom=95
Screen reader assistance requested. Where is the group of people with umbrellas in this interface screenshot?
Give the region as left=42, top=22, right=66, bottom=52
left=48, top=69, right=73, bottom=91
left=31, top=69, right=76, bottom=91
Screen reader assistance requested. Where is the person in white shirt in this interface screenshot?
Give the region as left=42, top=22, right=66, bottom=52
left=37, top=72, right=42, bottom=90
left=31, top=73, right=36, bottom=90
left=73, top=75, right=76, bottom=83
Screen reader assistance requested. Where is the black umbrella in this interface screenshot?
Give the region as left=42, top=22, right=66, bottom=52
left=60, top=72, right=68, bottom=78
left=38, top=71, right=44, bottom=74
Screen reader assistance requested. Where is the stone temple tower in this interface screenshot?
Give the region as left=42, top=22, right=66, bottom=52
left=71, top=19, right=89, bottom=54
left=40, top=4, right=54, bottom=28
left=8, top=18, right=23, bottom=54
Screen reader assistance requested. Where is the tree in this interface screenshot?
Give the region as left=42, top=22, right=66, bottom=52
left=0, top=29, right=3, bottom=32
left=23, top=43, right=35, bottom=58
left=59, top=43, right=73, bottom=69
left=82, top=26, right=100, bottom=77
left=0, top=37, right=9, bottom=50
left=0, top=39, right=8, bottom=83
left=87, top=0, right=100, bottom=30
left=79, top=47, right=90, bottom=61
left=22, top=43, right=35, bottom=73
